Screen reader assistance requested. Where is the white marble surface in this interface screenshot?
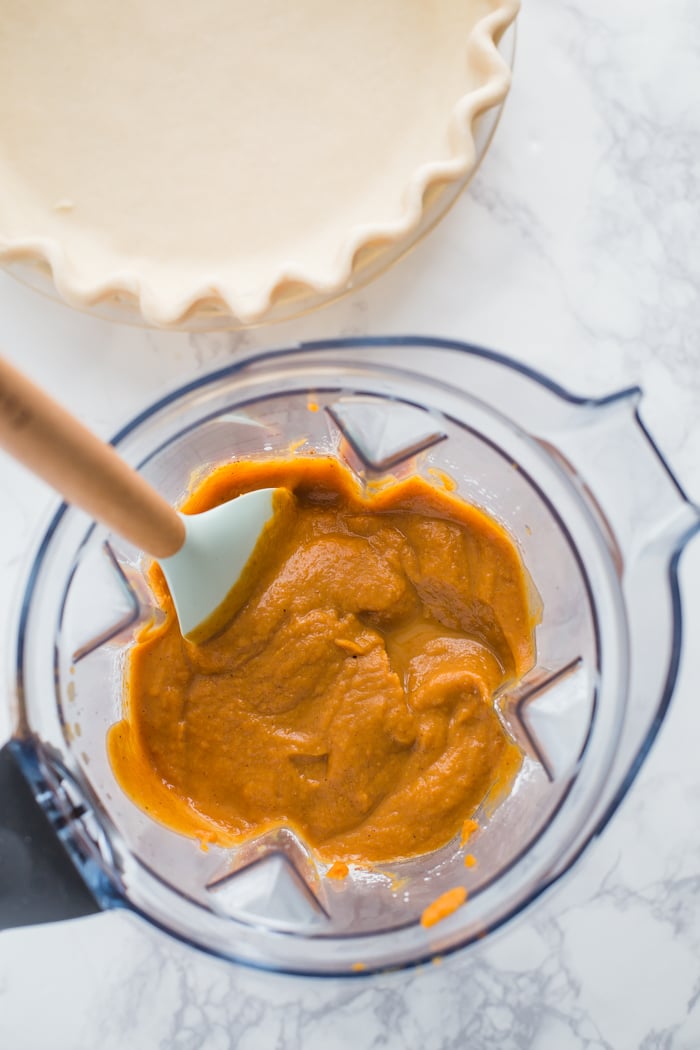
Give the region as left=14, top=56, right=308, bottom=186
left=2, top=0, right=700, bottom=1046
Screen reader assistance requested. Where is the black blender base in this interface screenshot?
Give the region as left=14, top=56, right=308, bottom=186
left=0, top=742, right=100, bottom=929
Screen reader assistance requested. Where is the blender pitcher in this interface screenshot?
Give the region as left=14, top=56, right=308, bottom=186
left=1, top=337, right=697, bottom=975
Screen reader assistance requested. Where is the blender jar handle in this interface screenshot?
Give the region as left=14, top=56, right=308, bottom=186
left=0, top=742, right=100, bottom=929
left=541, top=389, right=700, bottom=557
left=535, top=389, right=700, bottom=880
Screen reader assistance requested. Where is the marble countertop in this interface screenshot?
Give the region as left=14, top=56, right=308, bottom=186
left=2, top=0, right=700, bottom=1046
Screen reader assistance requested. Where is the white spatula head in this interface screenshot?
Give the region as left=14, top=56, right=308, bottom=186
left=159, top=487, right=293, bottom=643
left=0, top=356, right=297, bottom=645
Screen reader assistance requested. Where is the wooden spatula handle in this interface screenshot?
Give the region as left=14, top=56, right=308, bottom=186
left=0, top=356, right=185, bottom=558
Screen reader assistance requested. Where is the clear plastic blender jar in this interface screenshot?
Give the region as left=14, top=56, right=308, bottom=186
left=2, top=337, right=697, bottom=976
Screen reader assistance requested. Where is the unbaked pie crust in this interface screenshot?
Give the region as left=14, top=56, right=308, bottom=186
left=0, top=1, right=519, bottom=326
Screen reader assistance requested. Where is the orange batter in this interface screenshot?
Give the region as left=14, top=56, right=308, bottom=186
left=108, top=456, right=537, bottom=863
left=421, top=886, right=468, bottom=928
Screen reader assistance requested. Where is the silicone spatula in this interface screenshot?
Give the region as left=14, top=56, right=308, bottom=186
left=0, top=355, right=291, bottom=642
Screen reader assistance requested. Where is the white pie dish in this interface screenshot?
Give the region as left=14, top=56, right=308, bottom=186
left=0, top=1, right=518, bottom=329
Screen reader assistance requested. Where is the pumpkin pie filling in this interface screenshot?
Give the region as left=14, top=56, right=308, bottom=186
left=108, top=456, right=537, bottom=863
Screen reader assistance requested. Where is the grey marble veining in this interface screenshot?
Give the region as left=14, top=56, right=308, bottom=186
left=2, top=0, right=700, bottom=1046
